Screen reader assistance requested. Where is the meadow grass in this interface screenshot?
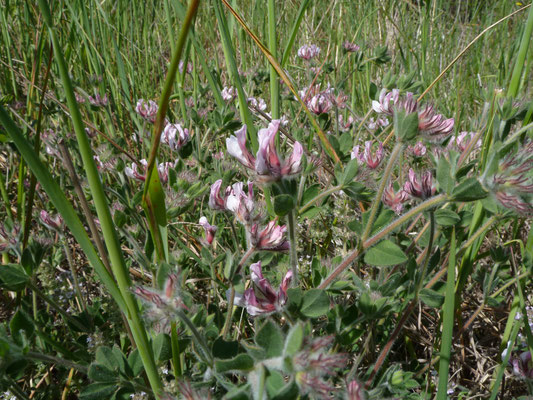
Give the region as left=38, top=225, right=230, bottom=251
left=0, top=0, right=532, bottom=399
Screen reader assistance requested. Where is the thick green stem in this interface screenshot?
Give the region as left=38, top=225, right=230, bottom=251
left=508, top=3, right=533, bottom=97
left=414, top=211, right=435, bottom=300
left=267, top=0, right=279, bottom=120
left=36, top=0, right=165, bottom=396
left=361, top=142, right=403, bottom=242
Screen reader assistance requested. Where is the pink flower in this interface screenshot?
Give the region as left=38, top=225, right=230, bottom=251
left=221, top=86, right=237, bottom=102
left=162, top=123, right=190, bottom=151
left=199, top=216, right=217, bottom=245
left=157, top=161, right=175, bottom=184
left=178, top=60, right=193, bottom=74
left=343, top=41, right=360, bottom=52
left=39, top=210, right=63, bottom=231
left=226, top=125, right=256, bottom=170
left=367, top=117, right=389, bottom=131
left=227, top=121, right=303, bottom=181
left=247, top=97, right=267, bottom=111
left=417, top=104, right=454, bottom=142
left=308, top=92, right=333, bottom=115
left=297, top=44, right=321, bottom=60
left=408, top=141, right=427, bottom=157
left=382, top=184, right=409, bottom=214
left=250, top=219, right=290, bottom=251
left=351, top=141, right=384, bottom=169
left=372, top=89, right=416, bottom=115
left=511, top=351, right=533, bottom=379
left=225, top=182, right=257, bottom=225
left=235, top=261, right=292, bottom=316
left=338, top=114, right=354, bottom=132
left=448, top=131, right=481, bottom=152
left=255, top=121, right=303, bottom=181
left=88, top=92, right=108, bottom=107
left=125, top=159, right=148, bottom=181
left=346, top=380, right=365, bottom=400
left=404, top=169, right=436, bottom=199
left=135, top=99, right=158, bottom=123
left=208, top=179, right=230, bottom=210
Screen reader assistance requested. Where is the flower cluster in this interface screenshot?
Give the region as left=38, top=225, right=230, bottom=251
left=382, top=184, right=409, bottom=214
left=343, top=41, right=360, bottom=52
left=297, top=44, right=321, bottom=60
left=135, top=99, right=158, bottom=123
left=39, top=210, right=64, bottom=231
left=125, top=159, right=176, bottom=184
left=0, top=224, right=20, bottom=253
left=404, top=168, right=436, bottom=200
left=483, top=140, right=533, bottom=215
left=234, top=261, right=292, bottom=316
left=221, top=86, right=237, bottom=102
left=161, top=122, right=190, bottom=152
left=293, top=336, right=348, bottom=399
left=226, top=120, right=303, bottom=182
left=247, top=96, right=267, bottom=112
left=88, top=92, right=108, bottom=107
left=133, top=273, right=187, bottom=332
left=372, top=88, right=454, bottom=142
left=351, top=141, right=384, bottom=169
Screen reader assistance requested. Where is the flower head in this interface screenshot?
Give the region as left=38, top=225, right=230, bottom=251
left=0, top=224, right=20, bottom=253
left=221, top=86, right=237, bottom=102
left=134, top=273, right=187, bottom=332
left=135, top=99, right=158, bottom=123
left=511, top=351, right=533, bottom=379
left=417, top=104, right=454, bottom=142
left=250, top=219, right=290, bottom=251
left=209, top=179, right=230, bottom=210
left=162, top=123, right=190, bottom=151
left=247, top=97, right=267, bottom=111
left=338, top=114, right=354, bottom=132
left=39, top=210, right=64, bottom=231
left=235, top=261, right=292, bottom=316
left=408, top=141, right=427, bottom=157
left=382, top=184, right=409, bottom=214
left=298, top=44, right=321, bottom=60
left=88, top=92, right=108, bottom=107
left=448, top=131, right=481, bottom=153
left=351, top=141, right=384, bottom=169
left=308, top=92, right=333, bottom=115
left=225, top=182, right=259, bottom=225
left=227, top=121, right=303, bottom=181
left=178, top=60, right=193, bottom=74
left=484, top=140, right=533, bottom=215
left=343, top=41, right=360, bottom=52
left=404, top=169, right=436, bottom=200
left=125, top=159, right=148, bottom=181
left=226, top=125, right=256, bottom=170
left=199, top=216, right=217, bottom=245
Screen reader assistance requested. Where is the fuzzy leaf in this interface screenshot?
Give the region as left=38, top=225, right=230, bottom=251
left=301, top=289, right=330, bottom=318
left=364, top=240, right=408, bottom=266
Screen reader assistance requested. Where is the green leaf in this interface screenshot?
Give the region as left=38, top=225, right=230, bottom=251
left=300, top=206, right=321, bottom=219
left=301, top=184, right=321, bottom=206
left=10, top=310, right=34, bottom=346
left=88, top=363, right=117, bottom=383
left=451, top=178, right=488, bottom=202
left=0, top=264, right=29, bottom=291
left=435, top=209, right=460, bottom=226
left=341, top=159, right=359, bottom=185
left=364, top=240, right=408, bottom=266
left=436, top=157, right=453, bottom=194
left=152, top=333, right=172, bottom=362
left=394, top=109, right=419, bottom=142
left=273, top=194, right=295, bottom=217
left=213, top=337, right=239, bottom=359
left=95, top=346, right=119, bottom=372
left=79, top=383, right=117, bottom=400
left=419, top=288, right=445, bottom=308
left=300, top=289, right=330, bottom=318
left=127, top=349, right=144, bottom=377
left=255, top=320, right=284, bottom=358
left=283, top=324, right=304, bottom=356
left=215, top=353, right=254, bottom=373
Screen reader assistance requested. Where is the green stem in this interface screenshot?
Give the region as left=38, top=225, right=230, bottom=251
left=287, top=210, right=298, bottom=286
left=318, top=194, right=447, bottom=289
left=62, top=241, right=87, bottom=313
left=298, top=185, right=343, bottom=215
left=36, top=0, right=165, bottom=396
left=267, top=0, right=279, bottom=120
left=176, top=310, right=213, bottom=366
left=222, top=246, right=255, bottom=339
left=361, top=142, right=403, bottom=242
left=170, top=321, right=182, bottom=378
left=25, top=351, right=89, bottom=373
left=508, top=3, right=533, bottom=97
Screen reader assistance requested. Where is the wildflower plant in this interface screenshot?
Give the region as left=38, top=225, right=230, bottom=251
left=1, top=1, right=533, bottom=400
